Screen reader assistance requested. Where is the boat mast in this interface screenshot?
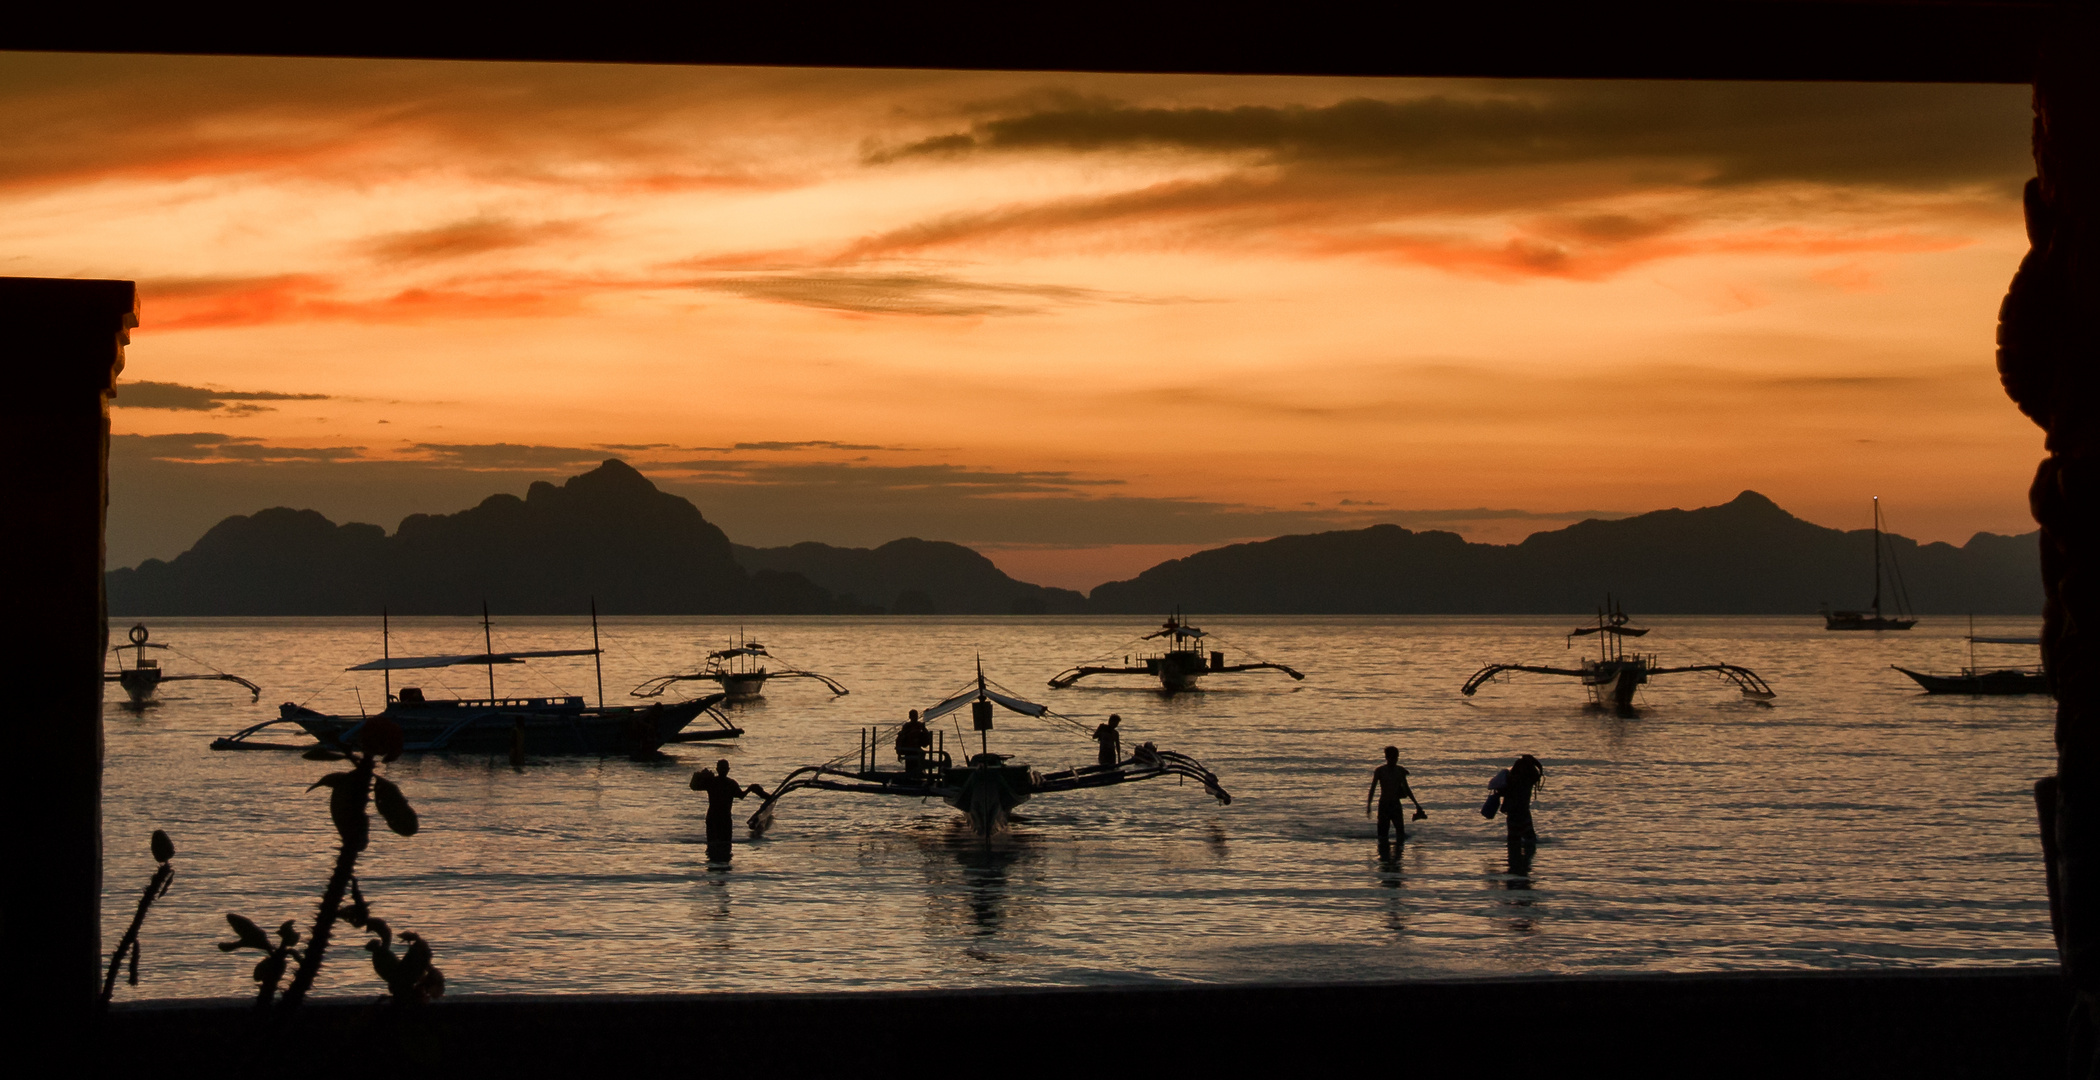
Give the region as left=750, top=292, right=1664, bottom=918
left=482, top=601, right=497, bottom=701
left=382, top=608, right=391, bottom=703
left=1871, top=496, right=1884, bottom=620
left=591, top=597, right=604, bottom=708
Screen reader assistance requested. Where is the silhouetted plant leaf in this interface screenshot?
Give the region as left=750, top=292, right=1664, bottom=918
left=363, top=716, right=406, bottom=762
left=373, top=778, right=419, bottom=837
left=277, top=920, right=299, bottom=946
left=221, top=914, right=270, bottom=952
left=150, top=829, right=174, bottom=863
left=310, top=771, right=370, bottom=850
left=367, top=917, right=392, bottom=945
left=367, top=938, right=400, bottom=985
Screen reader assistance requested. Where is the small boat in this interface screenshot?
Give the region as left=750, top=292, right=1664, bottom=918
left=106, top=623, right=260, bottom=706
left=1893, top=619, right=2051, bottom=695
left=1823, top=496, right=1918, bottom=630
left=631, top=633, right=848, bottom=703
left=1049, top=612, right=1304, bottom=692
left=1463, top=599, right=1775, bottom=714
left=212, top=606, right=740, bottom=754
left=747, top=662, right=1231, bottom=838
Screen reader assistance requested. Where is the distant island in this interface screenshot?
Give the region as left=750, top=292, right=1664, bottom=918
left=106, top=460, right=2041, bottom=616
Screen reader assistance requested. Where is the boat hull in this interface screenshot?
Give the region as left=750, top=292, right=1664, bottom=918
left=1893, top=666, right=2052, bottom=696
left=1582, top=659, right=1647, bottom=710
left=117, top=668, right=162, bottom=705
left=717, top=672, right=768, bottom=701
left=285, top=696, right=715, bottom=754
left=941, top=761, right=1037, bottom=835
left=1152, top=651, right=1209, bottom=692
left=1826, top=612, right=1917, bottom=631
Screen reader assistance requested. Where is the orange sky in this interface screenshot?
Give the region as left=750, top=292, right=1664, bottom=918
left=0, top=53, right=2043, bottom=590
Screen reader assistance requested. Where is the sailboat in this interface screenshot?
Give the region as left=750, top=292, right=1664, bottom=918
left=1823, top=496, right=1918, bottom=631
left=1892, top=616, right=2050, bottom=695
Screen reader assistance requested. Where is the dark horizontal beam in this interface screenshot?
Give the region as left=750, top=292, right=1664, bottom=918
left=1, top=2, right=2070, bottom=82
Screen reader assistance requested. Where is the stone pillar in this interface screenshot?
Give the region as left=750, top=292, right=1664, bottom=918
left=0, top=278, right=136, bottom=1034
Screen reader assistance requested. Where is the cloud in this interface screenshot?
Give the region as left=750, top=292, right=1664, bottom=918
left=113, top=432, right=364, bottom=462
left=726, top=440, right=888, bottom=452
left=409, top=443, right=611, bottom=469
left=361, top=216, right=594, bottom=263
left=870, top=83, right=2032, bottom=190
left=114, top=380, right=331, bottom=413
left=140, top=272, right=617, bottom=329
left=691, top=270, right=1108, bottom=317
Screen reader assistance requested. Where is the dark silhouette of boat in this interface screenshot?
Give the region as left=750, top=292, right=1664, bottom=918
left=1462, top=599, right=1775, bottom=714
left=631, top=632, right=848, bottom=702
left=105, top=623, right=260, bottom=706
left=748, top=661, right=1230, bottom=837
left=212, top=605, right=738, bottom=754
left=1048, top=612, right=1304, bottom=692
left=1824, top=496, right=1917, bottom=630
left=1893, top=620, right=2050, bottom=695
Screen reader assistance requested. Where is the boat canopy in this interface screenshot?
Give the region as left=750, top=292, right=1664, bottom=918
left=348, top=648, right=601, bottom=671
left=1970, top=636, right=2042, bottom=646
left=1145, top=625, right=1205, bottom=640
left=708, top=646, right=770, bottom=660
left=921, top=685, right=1049, bottom=723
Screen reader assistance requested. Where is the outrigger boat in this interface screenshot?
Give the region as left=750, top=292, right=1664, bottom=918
left=106, top=623, right=260, bottom=706
left=747, top=662, right=1232, bottom=838
left=213, top=605, right=740, bottom=755
left=1462, top=600, right=1775, bottom=714
left=1049, top=612, right=1304, bottom=693
left=1893, top=618, right=2051, bottom=695
left=1823, top=496, right=1918, bottom=631
left=631, top=633, right=848, bottom=703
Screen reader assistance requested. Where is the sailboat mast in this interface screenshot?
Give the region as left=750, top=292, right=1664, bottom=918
left=1871, top=496, right=1884, bottom=618
left=382, top=608, right=391, bottom=703
left=483, top=601, right=497, bottom=701
left=591, top=597, right=604, bottom=708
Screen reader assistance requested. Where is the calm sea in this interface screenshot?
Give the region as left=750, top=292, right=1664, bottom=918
left=101, top=614, right=2056, bottom=1000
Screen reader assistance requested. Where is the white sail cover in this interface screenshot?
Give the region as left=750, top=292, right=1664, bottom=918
left=348, top=648, right=601, bottom=671
left=919, top=685, right=1050, bottom=723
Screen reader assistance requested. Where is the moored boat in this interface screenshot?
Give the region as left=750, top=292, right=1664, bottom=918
left=1049, top=612, right=1303, bottom=693
left=1892, top=622, right=2050, bottom=695
left=1823, top=496, right=1918, bottom=630
left=105, top=623, right=260, bottom=706
left=1463, top=599, right=1775, bottom=714
left=632, top=633, right=849, bottom=703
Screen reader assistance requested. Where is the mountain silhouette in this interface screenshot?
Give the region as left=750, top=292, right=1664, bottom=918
left=1086, top=490, right=2041, bottom=614
left=106, top=460, right=840, bottom=615
left=734, top=538, right=1087, bottom=615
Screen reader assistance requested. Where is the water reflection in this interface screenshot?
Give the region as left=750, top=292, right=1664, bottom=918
left=917, top=824, right=1041, bottom=957
left=1486, top=849, right=1539, bottom=935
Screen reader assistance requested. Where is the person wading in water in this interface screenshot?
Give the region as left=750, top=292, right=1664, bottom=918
left=1366, top=746, right=1425, bottom=854
left=1093, top=714, right=1122, bottom=767
left=691, top=758, right=768, bottom=862
left=1500, top=754, right=1544, bottom=854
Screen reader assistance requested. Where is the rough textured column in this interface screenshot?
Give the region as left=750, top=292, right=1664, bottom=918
left=1998, top=9, right=2100, bottom=1067
left=0, top=278, right=135, bottom=1034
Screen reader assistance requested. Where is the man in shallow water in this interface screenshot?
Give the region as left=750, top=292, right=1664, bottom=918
left=1367, top=746, right=1425, bottom=853
left=691, top=758, right=768, bottom=861
left=1093, top=713, right=1122, bottom=767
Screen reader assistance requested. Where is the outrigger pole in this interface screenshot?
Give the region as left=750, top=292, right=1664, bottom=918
left=591, top=597, right=604, bottom=708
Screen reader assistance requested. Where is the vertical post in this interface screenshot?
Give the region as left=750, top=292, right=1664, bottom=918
left=382, top=607, right=391, bottom=703
left=483, top=600, right=496, bottom=702
left=0, top=278, right=135, bottom=1039
left=1997, top=10, right=2100, bottom=1066
left=590, top=597, right=603, bottom=709
left=1872, top=496, right=1884, bottom=618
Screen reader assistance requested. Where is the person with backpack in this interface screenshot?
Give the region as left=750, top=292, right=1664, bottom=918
left=1481, top=754, right=1545, bottom=852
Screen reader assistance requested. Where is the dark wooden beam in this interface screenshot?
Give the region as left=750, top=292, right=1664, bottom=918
left=0, top=278, right=134, bottom=1040
left=0, top=2, right=2072, bottom=83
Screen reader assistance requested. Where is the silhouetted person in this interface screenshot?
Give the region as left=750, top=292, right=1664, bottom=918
left=1094, top=714, right=1122, bottom=767
left=895, top=708, right=932, bottom=776
left=1366, top=746, right=1425, bottom=851
left=691, top=758, right=766, bottom=860
left=1502, top=754, right=1543, bottom=852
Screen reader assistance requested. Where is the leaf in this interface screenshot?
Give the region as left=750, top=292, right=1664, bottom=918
left=276, top=921, right=299, bottom=946
left=221, top=913, right=269, bottom=952
left=150, top=830, right=174, bottom=863
left=366, top=939, right=400, bottom=985
left=367, top=917, right=392, bottom=946
left=373, top=778, right=420, bottom=837
left=323, top=771, right=370, bottom=851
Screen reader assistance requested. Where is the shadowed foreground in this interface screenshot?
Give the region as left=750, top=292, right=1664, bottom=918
left=106, top=969, right=2064, bottom=1074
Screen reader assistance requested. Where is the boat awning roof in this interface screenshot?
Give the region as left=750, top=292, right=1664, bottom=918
left=920, top=685, right=1049, bottom=723
left=707, top=646, right=769, bottom=660
left=1969, top=636, right=2041, bottom=646
left=1570, top=625, right=1648, bottom=637
left=348, top=648, right=602, bottom=671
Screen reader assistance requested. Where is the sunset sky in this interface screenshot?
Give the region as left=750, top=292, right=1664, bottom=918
left=0, top=52, right=2042, bottom=589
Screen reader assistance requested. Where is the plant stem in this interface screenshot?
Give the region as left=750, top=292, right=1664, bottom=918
left=280, top=757, right=373, bottom=1008
left=99, top=862, right=171, bottom=1007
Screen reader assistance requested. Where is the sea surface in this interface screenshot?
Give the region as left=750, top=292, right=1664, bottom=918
left=101, top=614, right=2057, bottom=1001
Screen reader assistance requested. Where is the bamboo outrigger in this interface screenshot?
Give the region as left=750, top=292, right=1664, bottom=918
left=1463, top=600, right=1775, bottom=714
left=748, top=662, right=1231, bottom=838
left=1049, top=612, right=1304, bottom=692
left=106, top=623, right=260, bottom=706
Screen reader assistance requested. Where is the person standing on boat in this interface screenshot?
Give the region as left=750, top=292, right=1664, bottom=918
left=895, top=709, right=933, bottom=776
left=1093, top=714, right=1123, bottom=767
left=1367, top=746, right=1425, bottom=850
left=1501, top=754, right=1544, bottom=852
left=692, top=759, right=768, bottom=860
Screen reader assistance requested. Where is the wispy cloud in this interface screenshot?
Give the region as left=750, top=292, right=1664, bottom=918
left=114, top=380, right=331, bottom=413
left=361, top=216, right=594, bottom=263
left=691, top=270, right=1109, bottom=317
